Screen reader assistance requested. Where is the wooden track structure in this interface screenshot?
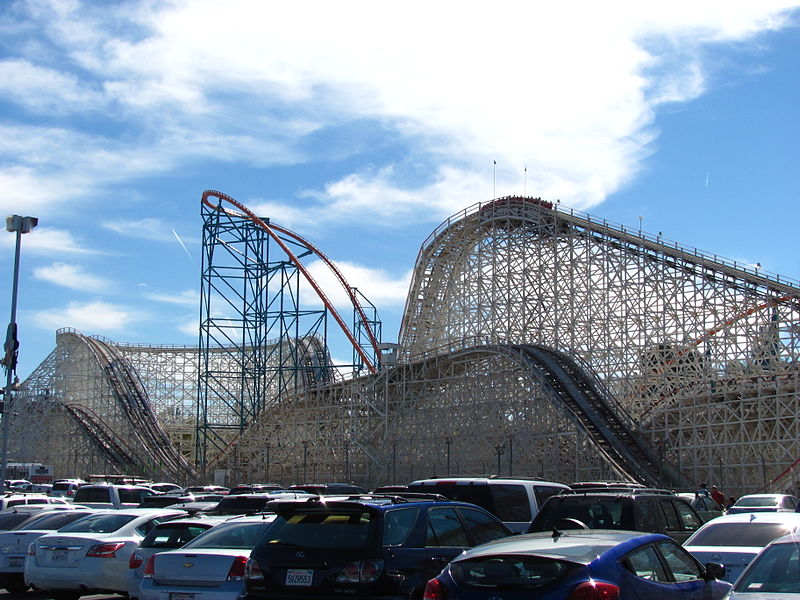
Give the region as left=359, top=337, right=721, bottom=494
left=11, top=196, right=800, bottom=495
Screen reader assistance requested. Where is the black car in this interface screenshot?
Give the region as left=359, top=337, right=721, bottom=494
left=243, top=497, right=513, bottom=600
left=528, top=489, right=704, bottom=542
left=290, top=482, right=368, bottom=495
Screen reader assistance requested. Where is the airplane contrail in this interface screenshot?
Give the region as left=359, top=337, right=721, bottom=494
left=172, top=229, right=194, bottom=264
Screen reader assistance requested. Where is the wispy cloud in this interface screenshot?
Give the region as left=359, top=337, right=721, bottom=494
left=0, top=227, right=95, bottom=255
left=145, top=289, right=199, bottom=307
left=31, top=301, right=144, bottom=333
left=33, top=262, right=111, bottom=292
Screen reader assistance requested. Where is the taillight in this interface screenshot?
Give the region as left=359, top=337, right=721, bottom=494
left=86, top=542, right=125, bottom=558
left=567, top=580, right=620, bottom=600
left=129, top=551, right=144, bottom=569
left=335, top=559, right=384, bottom=583
left=227, top=556, right=248, bottom=581
left=143, top=556, right=155, bottom=578
left=423, top=577, right=446, bottom=600
left=244, top=557, right=264, bottom=581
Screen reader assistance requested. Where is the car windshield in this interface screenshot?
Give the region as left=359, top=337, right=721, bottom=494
left=689, top=522, right=795, bottom=547
left=0, top=513, right=38, bottom=530
left=736, top=498, right=779, bottom=507
left=58, top=514, right=137, bottom=533
left=183, top=521, right=272, bottom=549
left=263, top=510, right=374, bottom=549
left=141, top=523, right=213, bottom=548
left=451, top=555, right=573, bottom=589
left=735, top=540, right=800, bottom=593
left=532, top=497, right=628, bottom=530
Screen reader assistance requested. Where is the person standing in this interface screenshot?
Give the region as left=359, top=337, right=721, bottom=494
left=710, top=484, right=725, bottom=506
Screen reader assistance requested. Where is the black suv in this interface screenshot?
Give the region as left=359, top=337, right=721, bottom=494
left=243, top=496, right=512, bottom=600
left=528, top=489, right=704, bottom=543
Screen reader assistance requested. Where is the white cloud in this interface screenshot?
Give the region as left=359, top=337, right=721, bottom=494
left=102, top=218, right=176, bottom=242
left=0, top=0, right=797, bottom=220
left=31, top=300, right=143, bottom=333
left=33, top=262, right=111, bottom=292
left=0, top=227, right=94, bottom=255
left=299, top=259, right=411, bottom=311
left=145, top=288, right=199, bottom=307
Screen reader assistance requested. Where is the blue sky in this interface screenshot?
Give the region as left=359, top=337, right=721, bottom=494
left=1, top=1, right=799, bottom=380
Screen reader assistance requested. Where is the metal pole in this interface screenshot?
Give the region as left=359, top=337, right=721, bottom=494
left=445, top=437, right=451, bottom=475
left=1, top=228, right=22, bottom=488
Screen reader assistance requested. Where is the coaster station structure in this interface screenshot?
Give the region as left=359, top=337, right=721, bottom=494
left=9, top=193, right=800, bottom=494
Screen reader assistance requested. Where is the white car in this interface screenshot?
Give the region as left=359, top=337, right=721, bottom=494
left=726, top=494, right=799, bottom=515
left=138, top=514, right=277, bottom=600
left=683, top=512, right=800, bottom=583
left=0, top=509, right=98, bottom=593
left=0, top=494, right=71, bottom=511
left=726, top=532, right=800, bottom=598
left=128, top=515, right=231, bottom=598
left=24, top=508, right=184, bottom=599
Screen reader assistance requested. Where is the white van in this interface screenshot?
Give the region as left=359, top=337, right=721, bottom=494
left=407, top=477, right=570, bottom=532
left=71, top=484, right=155, bottom=509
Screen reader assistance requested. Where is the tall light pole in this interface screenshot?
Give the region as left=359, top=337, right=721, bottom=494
left=1, top=215, right=38, bottom=488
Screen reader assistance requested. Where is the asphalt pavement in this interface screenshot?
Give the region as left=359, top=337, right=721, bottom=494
left=0, top=593, right=122, bottom=600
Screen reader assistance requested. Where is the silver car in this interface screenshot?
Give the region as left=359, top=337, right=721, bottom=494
left=128, top=515, right=232, bottom=598
left=138, top=515, right=277, bottom=600
left=684, top=512, right=800, bottom=583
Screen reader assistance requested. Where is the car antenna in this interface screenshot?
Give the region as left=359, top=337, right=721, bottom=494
left=552, top=527, right=563, bottom=539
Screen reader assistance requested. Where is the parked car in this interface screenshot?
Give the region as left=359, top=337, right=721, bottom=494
left=0, top=494, right=72, bottom=511
left=243, top=496, right=513, bottom=600
left=529, top=489, right=704, bottom=542
left=138, top=493, right=224, bottom=509
left=407, top=477, right=570, bottom=532
left=228, top=484, right=285, bottom=495
left=71, top=484, right=157, bottom=509
left=677, top=492, right=725, bottom=522
left=212, top=491, right=313, bottom=515
left=424, top=529, right=732, bottom=600
left=0, top=509, right=80, bottom=533
left=128, top=515, right=232, bottom=598
left=24, top=508, right=185, bottom=598
left=726, top=493, right=799, bottom=515
left=184, top=485, right=230, bottom=495
left=50, top=480, right=86, bottom=498
left=683, top=512, right=800, bottom=582
left=290, top=482, right=368, bottom=495
left=147, top=483, right=183, bottom=494
left=0, top=509, right=98, bottom=593
left=138, top=515, right=278, bottom=600
left=726, top=531, right=800, bottom=597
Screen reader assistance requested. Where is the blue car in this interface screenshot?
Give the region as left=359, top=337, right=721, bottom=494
left=423, top=530, right=732, bottom=600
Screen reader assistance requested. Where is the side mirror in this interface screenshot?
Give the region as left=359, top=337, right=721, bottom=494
left=704, top=562, right=725, bottom=580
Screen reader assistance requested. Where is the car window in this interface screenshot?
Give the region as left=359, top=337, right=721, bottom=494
left=782, top=497, right=798, bottom=509
left=659, top=499, right=682, bottom=531
left=58, top=514, right=136, bottom=533
left=261, top=511, right=372, bottom=549
left=490, top=485, right=531, bottom=522
left=135, top=516, right=176, bottom=536
left=459, top=507, right=510, bottom=545
left=450, top=555, right=570, bottom=589
left=624, top=544, right=669, bottom=582
left=688, top=522, right=796, bottom=547
left=657, top=540, right=702, bottom=582
left=382, top=508, right=419, bottom=546
left=119, top=488, right=148, bottom=504
left=736, top=541, right=800, bottom=593
left=426, top=507, right=470, bottom=547
left=142, top=524, right=212, bottom=548
left=533, top=485, right=564, bottom=508
left=26, top=511, right=92, bottom=530
left=184, top=521, right=271, bottom=549
left=74, top=488, right=110, bottom=503
left=7, top=500, right=26, bottom=507
left=673, top=501, right=702, bottom=531
left=0, top=513, right=37, bottom=530
left=638, top=499, right=659, bottom=532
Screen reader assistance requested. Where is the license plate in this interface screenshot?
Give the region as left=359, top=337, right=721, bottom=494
left=286, top=569, right=313, bottom=586
left=7, top=558, right=23, bottom=568
left=170, top=594, right=195, bottom=600
left=51, top=550, right=68, bottom=562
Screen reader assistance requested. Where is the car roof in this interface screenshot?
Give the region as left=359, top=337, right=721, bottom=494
left=270, top=498, right=494, bottom=513
left=410, top=477, right=569, bottom=486
left=454, top=530, right=664, bottom=564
